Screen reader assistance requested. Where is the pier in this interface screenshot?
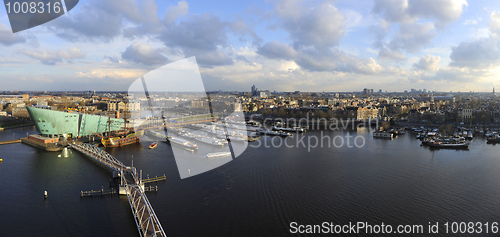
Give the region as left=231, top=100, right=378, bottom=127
left=70, top=143, right=167, bottom=237
left=0, top=139, right=21, bottom=145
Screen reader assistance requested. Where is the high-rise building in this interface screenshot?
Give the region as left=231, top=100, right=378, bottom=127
left=251, top=85, right=259, bottom=97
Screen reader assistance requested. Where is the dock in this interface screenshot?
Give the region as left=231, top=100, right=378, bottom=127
left=20, top=137, right=64, bottom=151
left=70, top=143, right=167, bottom=237
left=0, top=139, right=21, bottom=145
left=142, top=175, right=166, bottom=184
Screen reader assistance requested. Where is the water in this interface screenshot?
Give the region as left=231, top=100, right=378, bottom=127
left=1, top=126, right=500, bottom=236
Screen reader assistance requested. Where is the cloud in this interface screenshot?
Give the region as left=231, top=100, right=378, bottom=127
left=273, top=0, right=346, bottom=49
left=389, top=22, right=436, bottom=52
left=230, top=15, right=262, bottom=46
left=160, top=13, right=228, bottom=51
left=163, top=1, right=189, bottom=25
left=421, top=67, right=488, bottom=83
left=0, top=23, right=26, bottom=46
left=19, top=47, right=85, bottom=65
left=413, top=54, right=441, bottom=71
left=96, top=0, right=160, bottom=24
left=372, top=0, right=468, bottom=27
left=378, top=47, right=407, bottom=60
left=463, top=18, right=481, bottom=26
left=293, top=48, right=385, bottom=75
left=47, top=4, right=123, bottom=41
left=193, top=49, right=234, bottom=68
left=157, top=12, right=235, bottom=67
left=408, top=0, right=468, bottom=28
left=257, top=41, right=297, bottom=59
left=489, top=11, right=500, bottom=37
left=372, top=0, right=411, bottom=23
left=449, top=37, right=500, bottom=68
left=122, top=42, right=169, bottom=65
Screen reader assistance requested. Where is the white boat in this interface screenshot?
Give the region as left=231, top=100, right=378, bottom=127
left=166, top=136, right=198, bottom=150
left=195, top=137, right=224, bottom=146
left=206, top=151, right=232, bottom=158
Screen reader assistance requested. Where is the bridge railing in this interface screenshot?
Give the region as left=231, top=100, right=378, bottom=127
left=71, top=143, right=127, bottom=171
left=123, top=183, right=166, bottom=237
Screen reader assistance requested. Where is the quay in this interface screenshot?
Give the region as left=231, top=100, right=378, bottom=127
left=70, top=143, right=167, bottom=237
left=0, top=139, right=21, bottom=145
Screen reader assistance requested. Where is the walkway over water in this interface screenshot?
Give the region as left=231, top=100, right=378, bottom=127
left=70, top=143, right=167, bottom=237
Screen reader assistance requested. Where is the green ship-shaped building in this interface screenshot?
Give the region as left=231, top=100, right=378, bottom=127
left=27, top=106, right=124, bottom=138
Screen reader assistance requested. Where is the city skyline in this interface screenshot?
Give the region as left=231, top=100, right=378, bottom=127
left=1, top=0, right=500, bottom=92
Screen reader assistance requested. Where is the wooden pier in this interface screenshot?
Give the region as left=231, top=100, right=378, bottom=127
left=141, top=175, right=166, bottom=184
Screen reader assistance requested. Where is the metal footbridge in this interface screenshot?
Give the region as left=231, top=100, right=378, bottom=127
left=70, top=143, right=167, bottom=237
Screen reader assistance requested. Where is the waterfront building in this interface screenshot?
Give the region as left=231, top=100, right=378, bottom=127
left=26, top=106, right=124, bottom=139
left=356, top=106, right=378, bottom=120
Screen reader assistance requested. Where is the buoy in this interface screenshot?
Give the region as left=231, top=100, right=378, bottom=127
left=44, top=191, right=48, bottom=199
left=0, top=158, right=2, bottom=162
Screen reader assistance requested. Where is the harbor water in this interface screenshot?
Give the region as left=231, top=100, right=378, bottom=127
left=1, top=126, right=500, bottom=236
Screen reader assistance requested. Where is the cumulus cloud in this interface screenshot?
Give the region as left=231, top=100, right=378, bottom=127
left=421, top=67, right=488, bottom=83
left=449, top=37, right=500, bottom=68
left=408, top=0, right=468, bottom=28
left=255, top=0, right=384, bottom=75
left=47, top=4, right=123, bottom=41
left=122, top=42, right=169, bottom=65
left=157, top=12, right=236, bottom=67
left=163, top=1, right=189, bottom=25
left=373, top=0, right=411, bottom=23
left=292, top=48, right=385, bottom=75
left=413, top=54, right=441, bottom=71
left=257, top=41, right=297, bottom=59
left=19, top=47, right=85, bottom=65
left=273, top=0, right=346, bottom=49
left=193, top=49, right=234, bottom=68
left=378, top=47, right=407, bottom=60
left=230, top=15, right=262, bottom=46
left=372, top=0, right=468, bottom=27
left=0, top=23, right=26, bottom=46
left=389, top=22, right=436, bottom=52
left=160, top=13, right=228, bottom=51
left=489, top=11, right=500, bottom=37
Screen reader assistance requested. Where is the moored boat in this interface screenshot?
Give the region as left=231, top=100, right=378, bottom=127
left=166, top=136, right=198, bottom=150
left=195, top=136, right=224, bottom=147
left=149, top=142, right=158, bottom=149
left=428, top=140, right=469, bottom=149
left=373, top=132, right=393, bottom=138
left=206, top=151, right=232, bottom=158
left=101, top=130, right=144, bottom=147
left=487, top=135, right=500, bottom=143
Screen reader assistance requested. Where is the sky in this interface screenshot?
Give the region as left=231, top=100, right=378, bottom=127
left=0, top=0, right=499, bottom=92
